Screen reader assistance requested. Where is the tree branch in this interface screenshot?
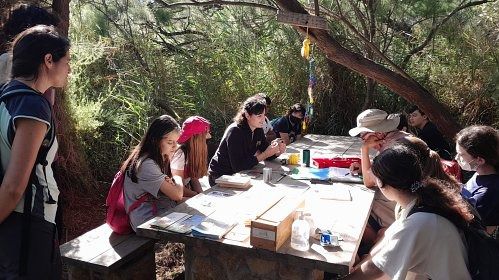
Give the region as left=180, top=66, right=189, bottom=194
left=321, top=7, right=414, bottom=81
left=153, top=0, right=277, bottom=12
left=401, top=0, right=492, bottom=67
left=274, top=0, right=462, bottom=138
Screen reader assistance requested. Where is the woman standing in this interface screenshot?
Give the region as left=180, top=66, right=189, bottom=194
left=208, top=96, right=285, bottom=186
left=171, top=116, right=211, bottom=198
left=0, top=25, right=70, bottom=279
left=122, top=115, right=183, bottom=232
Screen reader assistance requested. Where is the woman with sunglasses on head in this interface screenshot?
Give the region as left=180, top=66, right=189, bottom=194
left=456, top=125, right=499, bottom=235
left=208, top=96, right=286, bottom=186
left=171, top=116, right=211, bottom=198
left=346, top=145, right=473, bottom=279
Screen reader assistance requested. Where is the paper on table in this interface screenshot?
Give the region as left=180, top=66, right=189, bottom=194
left=191, top=190, right=235, bottom=208
left=328, top=167, right=363, bottom=183
left=166, top=215, right=205, bottom=234
left=313, top=184, right=352, bottom=201
left=224, top=223, right=250, bottom=242
left=289, top=167, right=330, bottom=180
left=150, top=212, right=190, bottom=229
left=289, top=167, right=362, bottom=183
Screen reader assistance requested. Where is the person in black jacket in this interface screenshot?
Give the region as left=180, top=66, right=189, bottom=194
left=408, top=106, right=452, bottom=160
left=271, top=103, right=306, bottom=144
left=208, top=96, right=286, bottom=186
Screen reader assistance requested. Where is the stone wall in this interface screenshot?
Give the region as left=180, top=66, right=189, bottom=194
left=184, top=241, right=324, bottom=280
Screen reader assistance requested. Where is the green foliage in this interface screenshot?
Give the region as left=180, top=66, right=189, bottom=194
left=67, top=0, right=498, bottom=183
left=68, top=2, right=310, bottom=180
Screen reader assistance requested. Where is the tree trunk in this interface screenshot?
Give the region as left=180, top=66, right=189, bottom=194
left=362, top=78, right=376, bottom=111
left=51, top=0, right=97, bottom=193
left=274, top=0, right=461, bottom=139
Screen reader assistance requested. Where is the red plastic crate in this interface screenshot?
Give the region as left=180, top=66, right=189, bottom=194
left=312, top=157, right=361, bottom=169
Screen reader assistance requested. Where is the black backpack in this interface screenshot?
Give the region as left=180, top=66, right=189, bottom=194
left=409, top=206, right=499, bottom=280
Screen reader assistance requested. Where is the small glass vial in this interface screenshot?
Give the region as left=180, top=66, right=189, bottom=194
left=290, top=210, right=310, bottom=251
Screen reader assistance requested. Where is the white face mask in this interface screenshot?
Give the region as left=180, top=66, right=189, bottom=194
left=457, top=156, right=478, bottom=171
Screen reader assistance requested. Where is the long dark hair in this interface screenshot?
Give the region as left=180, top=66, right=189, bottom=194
left=233, top=96, right=266, bottom=125
left=11, top=25, right=70, bottom=81
left=121, top=115, right=180, bottom=183
left=456, top=125, right=499, bottom=172
left=372, top=145, right=474, bottom=226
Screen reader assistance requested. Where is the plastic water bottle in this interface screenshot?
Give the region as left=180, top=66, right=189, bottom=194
left=291, top=210, right=310, bottom=251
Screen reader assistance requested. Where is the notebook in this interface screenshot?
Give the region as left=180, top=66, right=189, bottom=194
left=215, top=175, right=252, bottom=189
left=191, top=214, right=237, bottom=240
left=165, top=215, right=205, bottom=234
left=150, top=212, right=190, bottom=230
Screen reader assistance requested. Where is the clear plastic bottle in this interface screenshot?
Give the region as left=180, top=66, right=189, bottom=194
left=290, top=210, right=310, bottom=251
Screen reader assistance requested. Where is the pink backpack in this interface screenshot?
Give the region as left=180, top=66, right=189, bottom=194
left=105, top=170, right=156, bottom=234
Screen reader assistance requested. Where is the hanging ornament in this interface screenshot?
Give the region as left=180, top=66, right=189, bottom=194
left=301, top=28, right=311, bottom=60
left=303, top=45, right=316, bottom=135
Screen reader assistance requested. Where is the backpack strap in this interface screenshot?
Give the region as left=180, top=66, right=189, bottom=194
left=124, top=171, right=158, bottom=216
left=128, top=193, right=157, bottom=215
left=0, top=83, right=56, bottom=276
left=0, top=85, right=40, bottom=101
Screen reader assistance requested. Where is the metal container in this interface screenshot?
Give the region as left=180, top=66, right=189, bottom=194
left=302, top=149, right=311, bottom=167
left=263, top=167, right=272, bottom=183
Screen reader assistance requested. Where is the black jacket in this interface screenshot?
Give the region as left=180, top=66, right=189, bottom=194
left=209, top=122, right=272, bottom=180
left=419, top=122, right=452, bottom=160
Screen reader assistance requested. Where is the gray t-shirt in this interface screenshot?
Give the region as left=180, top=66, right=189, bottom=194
left=124, top=158, right=177, bottom=231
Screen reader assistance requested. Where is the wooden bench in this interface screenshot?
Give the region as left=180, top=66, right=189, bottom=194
left=60, top=224, right=156, bottom=279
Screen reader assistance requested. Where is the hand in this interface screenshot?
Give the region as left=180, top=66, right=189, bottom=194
left=350, top=162, right=361, bottom=175
left=265, top=142, right=280, bottom=157
left=164, top=176, right=176, bottom=186
left=277, top=141, right=286, bottom=154
left=362, top=133, right=384, bottom=150
left=272, top=138, right=286, bottom=154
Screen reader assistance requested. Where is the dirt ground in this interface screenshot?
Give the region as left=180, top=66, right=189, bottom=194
left=61, top=184, right=185, bottom=279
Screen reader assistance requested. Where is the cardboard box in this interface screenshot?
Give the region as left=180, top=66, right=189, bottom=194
left=250, top=194, right=306, bottom=251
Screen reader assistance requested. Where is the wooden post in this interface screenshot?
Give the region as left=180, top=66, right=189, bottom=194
left=276, top=10, right=328, bottom=30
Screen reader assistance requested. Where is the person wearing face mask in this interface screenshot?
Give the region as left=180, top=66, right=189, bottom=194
left=456, top=125, right=499, bottom=234
left=271, top=103, right=306, bottom=144
left=208, top=96, right=286, bottom=186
